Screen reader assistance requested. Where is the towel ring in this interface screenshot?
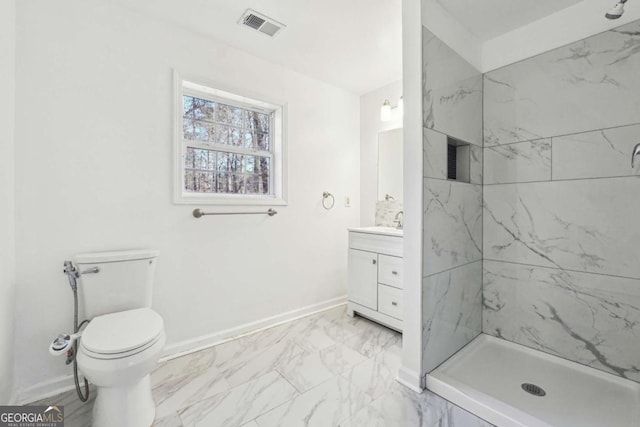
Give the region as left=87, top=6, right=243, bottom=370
left=322, top=191, right=335, bottom=210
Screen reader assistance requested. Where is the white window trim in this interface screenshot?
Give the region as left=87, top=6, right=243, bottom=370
left=173, top=70, right=288, bottom=206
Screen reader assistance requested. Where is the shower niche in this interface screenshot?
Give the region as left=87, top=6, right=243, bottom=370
left=446, top=137, right=471, bottom=183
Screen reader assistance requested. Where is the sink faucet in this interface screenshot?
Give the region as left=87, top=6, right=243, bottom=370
left=394, top=211, right=404, bottom=230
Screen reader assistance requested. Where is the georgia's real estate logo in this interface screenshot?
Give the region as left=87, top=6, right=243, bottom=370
left=0, top=405, right=64, bottom=427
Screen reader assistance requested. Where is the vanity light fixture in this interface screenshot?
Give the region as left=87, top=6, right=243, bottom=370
left=380, top=96, right=403, bottom=122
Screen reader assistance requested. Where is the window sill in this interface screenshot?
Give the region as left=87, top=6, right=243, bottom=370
left=174, top=194, right=288, bottom=206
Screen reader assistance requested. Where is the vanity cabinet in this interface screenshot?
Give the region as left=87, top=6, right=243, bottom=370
left=347, top=228, right=403, bottom=332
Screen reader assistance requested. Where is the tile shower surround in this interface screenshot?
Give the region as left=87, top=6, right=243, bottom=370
left=31, top=305, right=493, bottom=427
left=481, top=20, right=640, bottom=382
left=421, top=26, right=484, bottom=373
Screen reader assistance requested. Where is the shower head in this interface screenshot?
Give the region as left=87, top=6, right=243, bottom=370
left=606, top=0, right=627, bottom=19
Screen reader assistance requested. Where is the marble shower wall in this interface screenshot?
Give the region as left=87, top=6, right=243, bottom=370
left=484, top=21, right=640, bottom=147
left=422, top=27, right=483, bottom=374
left=483, top=20, right=640, bottom=383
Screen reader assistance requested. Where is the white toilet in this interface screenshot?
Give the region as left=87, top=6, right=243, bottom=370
left=75, top=249, right=166, bottom=427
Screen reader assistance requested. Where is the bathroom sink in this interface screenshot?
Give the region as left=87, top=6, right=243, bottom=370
left=348, top=226, right=403, bottom=237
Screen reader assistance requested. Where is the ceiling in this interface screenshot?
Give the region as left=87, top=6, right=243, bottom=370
left=435, top=0, right=584, bottom=41
left=116, top=0, right=589, bottom=95
left=116, top=0, right=402, bottom=95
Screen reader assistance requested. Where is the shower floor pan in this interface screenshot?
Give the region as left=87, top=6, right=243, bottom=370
left=426, top=334, right=640, bottom=427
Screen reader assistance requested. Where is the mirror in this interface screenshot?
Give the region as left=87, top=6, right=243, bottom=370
left=377, top=128, right=403, bottom=202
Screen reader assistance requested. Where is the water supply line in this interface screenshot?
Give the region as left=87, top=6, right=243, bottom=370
left=62, top=261, right=91, bottom=402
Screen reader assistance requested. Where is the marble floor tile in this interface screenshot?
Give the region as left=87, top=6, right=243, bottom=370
left=152, top=364, right=231, bottom=419
left=178, top=371, right=297, bottom=427
left=320, top=310, right=382, bottom=343
left=337, top=321, right=401, bottom=358
left=345, top=382, right=493, bottom=427
left=341, top=342, right=402, bottom=401
left=28, top=304, right=490, bottom=427
left=254, top=376, right=371, bottom=427
left=219, top=339, right=305, bottom=388
left=344, top=382, right=448, bottom=427
left=153, top=412, right=183, bottom=427
left=277, top=343, right=368, bottom=393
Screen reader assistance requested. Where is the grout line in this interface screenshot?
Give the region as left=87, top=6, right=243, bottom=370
left=423, top=259, right=482, bottom=279
left=484, top=136, right=552, bottom=150
left=483, top=258, right=640, bottom=281
left=482, top=121, right=640, bottom=147
left=483, top=173, right=640, bottom=186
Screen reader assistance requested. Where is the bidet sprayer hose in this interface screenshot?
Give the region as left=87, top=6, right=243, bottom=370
left=64, top=261, right=90, bottom=402
left=72, top=287, right=90, bottom=402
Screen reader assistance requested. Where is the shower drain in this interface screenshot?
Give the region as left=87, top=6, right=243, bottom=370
left=521, top=383, right=546, bottom=397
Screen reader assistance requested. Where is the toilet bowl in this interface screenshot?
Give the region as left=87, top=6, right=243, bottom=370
left=77, top=308, right=166, bottom=427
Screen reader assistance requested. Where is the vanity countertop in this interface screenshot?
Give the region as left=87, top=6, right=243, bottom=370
left=348, top=226, right=403, bottom=237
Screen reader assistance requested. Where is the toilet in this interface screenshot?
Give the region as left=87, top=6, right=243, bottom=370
left=75, top=249, right=165, bottom=427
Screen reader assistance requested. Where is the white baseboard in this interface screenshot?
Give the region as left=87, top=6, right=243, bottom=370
left=396, top=365, right=424, bottom=393
left=16, top=374, right=77, bottom=405
left=161, top=295, right=347, bottom=361
left=17, top=295, right=348, bottom=404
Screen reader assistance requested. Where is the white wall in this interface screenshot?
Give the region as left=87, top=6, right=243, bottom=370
left=0, top=0, right=16, bottom=405
left=359, top=80, right=402, bottom=226
left=14, top=0, right=360, bottom=401
left=399, top=0, right=425, bottom=392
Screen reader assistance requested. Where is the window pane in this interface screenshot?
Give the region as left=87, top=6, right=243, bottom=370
left=216, top=104, right=245, bottom=127
left=216, top=151, right=229, bottom=172
left=216, top=172, right=229, bottom=193
left=230, top=107, right=244, bottom=127
left=245, top=155, right=256, bottom=173
left=230, top=174, right=244, bottom=194
left=245, top=111, right=270, bottom=133
left=183, top=118, right=196, bottom=140
left=228, top=153, right=242, bottom=172
left=185, top=148, right=214, bottom=170
left=230, top=128, right=243, bottom=146
left=245, top=175, right=260, bottom=194
left=215, top=125, right=230, bottom=145
left=184, top=170, right=214, bottom=193
left=258, top=113, right=270, bottom=133
left=183, top=96, right=214, bottom=121
left=216, top=104, right=230, bottom=124
left=256, top=133, right=269, bottom=151
left=183, top=119, right=213, bottom=143
left=259, top=157, right=270, bottom=194
left=244, top=132, right=254, bottom=150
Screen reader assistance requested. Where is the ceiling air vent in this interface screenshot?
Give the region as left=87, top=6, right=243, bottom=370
left=239, top=9, right=286, bottom=38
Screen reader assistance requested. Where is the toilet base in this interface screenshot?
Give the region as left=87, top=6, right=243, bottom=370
left=92, top=374, right=155, bottom=427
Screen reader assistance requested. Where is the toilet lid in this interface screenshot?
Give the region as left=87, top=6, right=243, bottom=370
left=81, top=308, right=164, bottom=354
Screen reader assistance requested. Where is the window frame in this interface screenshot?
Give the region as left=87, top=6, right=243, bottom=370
left=173, top=72, right=288, bottom=206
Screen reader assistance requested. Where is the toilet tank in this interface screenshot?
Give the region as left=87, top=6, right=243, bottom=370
left=75, top=249, right=159, bottom=319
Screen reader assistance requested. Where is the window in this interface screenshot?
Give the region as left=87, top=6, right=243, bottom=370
left=174, top=76, right=287, bottom=205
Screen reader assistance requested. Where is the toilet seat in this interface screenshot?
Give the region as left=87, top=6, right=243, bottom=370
left=80, top=308, right=164, bottom=360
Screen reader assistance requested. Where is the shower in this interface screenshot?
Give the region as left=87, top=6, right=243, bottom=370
left=606, top=0, right=628, bottom=19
